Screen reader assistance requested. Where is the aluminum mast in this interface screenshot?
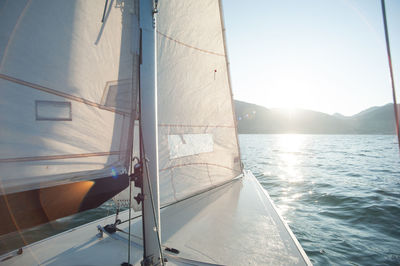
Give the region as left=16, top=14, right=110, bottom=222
left=139, top=0, right=162, bottom=264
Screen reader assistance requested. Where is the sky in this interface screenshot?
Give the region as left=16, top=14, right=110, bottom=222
left=221, top=0, right=400, bottom=116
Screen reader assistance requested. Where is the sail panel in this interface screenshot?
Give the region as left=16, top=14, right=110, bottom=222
left=0, top=0, right=139, bottom=194
left=168, top=134, right=214, bottom=159
left=157, top=0, right=242, bottom=204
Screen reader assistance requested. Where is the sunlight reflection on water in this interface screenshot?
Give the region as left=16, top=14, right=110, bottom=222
left=239, top=134, right=400, bottom=265
left=277, top=135, right=305, bottom=184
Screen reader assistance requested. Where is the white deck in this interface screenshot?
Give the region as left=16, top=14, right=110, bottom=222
left=0, top=171, right=311, bottom=265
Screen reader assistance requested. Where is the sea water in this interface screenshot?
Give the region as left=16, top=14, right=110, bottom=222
left=239, top=134, right=400, bottom=265
left=1, top=135, right=399, bottom=265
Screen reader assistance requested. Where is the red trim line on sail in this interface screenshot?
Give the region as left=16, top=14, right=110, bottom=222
left=157, top=31, right=225, bottom=57
left=0, top=73, right=129, bottom=116
left=160, top=162, right=241, bottom=173
left=0, top=151, right=120, bottom=163
left=158, top=123, right=234, bottom=128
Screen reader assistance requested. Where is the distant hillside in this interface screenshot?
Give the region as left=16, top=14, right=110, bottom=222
left=351, top=104, right=397, bottom=134
left=234, top=100, right=397, bottom=134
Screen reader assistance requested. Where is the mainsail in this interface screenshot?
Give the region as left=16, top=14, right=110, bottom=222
left=0, top=0, right=139, bottom=233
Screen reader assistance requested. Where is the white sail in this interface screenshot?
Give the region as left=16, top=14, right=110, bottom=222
left=157, top=0, right=242, bottom=204
left=0, top=0, right=139, bottom=194
left=112, top=0, right=242, bottom=208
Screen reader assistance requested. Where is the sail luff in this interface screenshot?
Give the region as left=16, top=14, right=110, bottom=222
left=217, top=0, right=243, bottom=172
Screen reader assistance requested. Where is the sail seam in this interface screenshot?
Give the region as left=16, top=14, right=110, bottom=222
left=0, top=151, right=121, bottom=163
left=158, top=123, right=234, bottom=128
left=160, top=162, right=241, bottom=173
left=0, top=73, right=129, bottom=116
left=157, top=31, right=225, bottom=57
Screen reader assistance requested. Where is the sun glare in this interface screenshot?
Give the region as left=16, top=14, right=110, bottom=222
left=278, top=134, right=305, bottom=153
left=277, top=134, right=306, bottom=183
left=280, top=107, right=297, bottom=117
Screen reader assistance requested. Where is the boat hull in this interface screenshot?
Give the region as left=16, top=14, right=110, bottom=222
left=0, top=171, right=311, bottom=265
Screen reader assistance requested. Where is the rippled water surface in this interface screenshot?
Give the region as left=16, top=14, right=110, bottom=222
left=239, top=134, right=400, bottom=265
left=1, top=135, right=399, bottom=265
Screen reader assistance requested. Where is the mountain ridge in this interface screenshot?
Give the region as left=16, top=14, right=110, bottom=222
left=234, top=100, right=397, bottom=134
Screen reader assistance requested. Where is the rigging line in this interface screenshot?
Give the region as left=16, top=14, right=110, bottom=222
left=156, top=31, right=225, bottom=57
left=126, top=156, right=134, bottom=265
left=136, top=23, right=150, bottom=262
left=128, top=175, right=132, bottom=265
left=0, top=0, right=32, bottom=71
left=0, top=73, right=129, bottom=116
left=137, top=25, right=148, bottom=262
left=381, top=0, right=400, bottom=151
left=143, top=156, right=165, bottom=265
left=125, top=37, right=141, bottom=265
left=0, top=151, right=121, bottom=163
left=103, top=227, right=224, bottom=266
left=101, top=0, right=109, bottom=22
left=116, top=228, right=143, bottom=242
left=124, top=156, right=140, bottom=265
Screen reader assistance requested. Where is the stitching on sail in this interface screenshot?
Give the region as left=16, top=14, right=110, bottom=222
left=0, top=73, right=130, bottom=116
left=157, top=31, right=225, bottom=57
left=0, top=151, right=121, bottom=163
left=158, top=123, right=234, bottom=128
left=160, top=162, right=240, bottom=173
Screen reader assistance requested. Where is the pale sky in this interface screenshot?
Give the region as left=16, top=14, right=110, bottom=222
left=222, top=0, right=400, bottom=116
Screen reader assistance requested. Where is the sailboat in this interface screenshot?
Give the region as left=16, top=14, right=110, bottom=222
left=0, top=0, right=312, bottom=265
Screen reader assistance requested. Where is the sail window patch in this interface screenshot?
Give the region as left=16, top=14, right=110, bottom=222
left=35, top=101, right=72, bottom=121
left=168, top=134, right=213, bottom=159
left=101, top=80, right=133, bottom=113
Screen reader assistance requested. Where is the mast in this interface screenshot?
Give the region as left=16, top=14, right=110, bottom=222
left=380, top=0, right=400, bottom=150
left=139, top=0, right=162, bottom=265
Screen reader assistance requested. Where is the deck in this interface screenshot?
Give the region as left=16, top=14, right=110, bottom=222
left=0, top=171, right=311, bottom=265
